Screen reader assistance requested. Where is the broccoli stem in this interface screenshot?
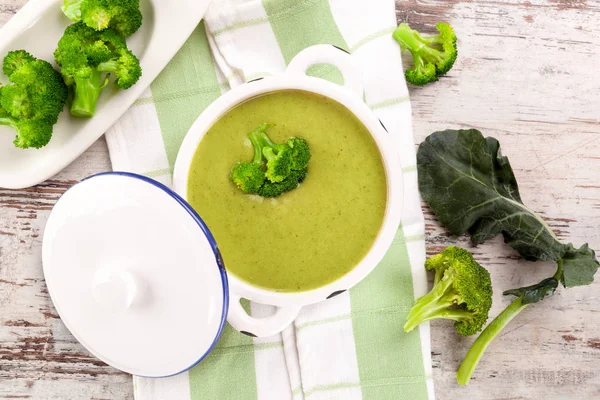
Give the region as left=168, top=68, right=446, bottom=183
left=248, top=131, right=264, bottom=164
left=97, top=60, right=119, bottom=74
left=263, top=147, right=279, bottom=162
left=253, top=123, right=277, bottom=148
left=393, top=24, right=444, bottom=63
left=393, top=23, right=426, bottom=53
left=70, top=70, right=108, bottom=118
left=254, top=124, right=286, bottom=162
left=0, top=107, right=17, bottom=130
left=456, top=297, right=527, bottom=385
left=404, top=277, right=458, bottom=332
left=0, top=115, right=16, bottom=129
left=456, top=261, right=564, bottom=385
left=62, top=0, right=83, bottom=21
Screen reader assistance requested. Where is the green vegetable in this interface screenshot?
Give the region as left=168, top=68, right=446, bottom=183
left=256, top=129, right=293, bottom=183
left=62, top=0, right=142, bottom=37
left=404, top=246, right=493, bottom=336
left=416, top=128, right=599, bottom=384
left=0, top=50, right=68, bottom=149
left=287, top=137, right=311, bottom=171
left=417, top=129, right=598, bottom=285
left=230, top=124, right=311, bottom=197
left=54, top=23, right=142, bottom=117
left=458, top=245, right=596, bottom=385
left=258, top=169, right=307, bottom=198
left=392, top=22, right=457, bottom=86
left=231, top=125, right=268, bottom=194
left=457, top=273, right=559, bottom=385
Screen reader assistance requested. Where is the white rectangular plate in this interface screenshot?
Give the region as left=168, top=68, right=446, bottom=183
left=0, top=0, right=211, bottom=189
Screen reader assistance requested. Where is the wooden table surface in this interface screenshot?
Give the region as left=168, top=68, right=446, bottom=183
left=1, top=0, right=599, bottom=399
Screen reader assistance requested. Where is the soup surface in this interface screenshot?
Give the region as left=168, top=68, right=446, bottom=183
left=187, top=90, right=386, bottom=292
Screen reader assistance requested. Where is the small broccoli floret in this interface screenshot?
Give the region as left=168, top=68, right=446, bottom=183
left=258, top=169, right=307, bottom=198
left=392, top=22, right=457, bottom=86
left=54, top=23, right=142, bottom=117
left=62, top=0, right=143, bottom=37
left=287, top=137, right=311, bottom=171
left=0, top=116, right=54, bottom=149
left=230, top=124, right=311, bottom=197
left=262, top=146, right=292, bottom=183
left=255, top=129, right=292, bottom=183
left=231, top=129, right=266, bottom=194
left=97, top=48, right=142, bottom=89
left=2, top=50, right=35, bottom=77
left=403, top=246, right=492, bottom=336
left=0, top=51, right=67, bottom=149
left=255, top=125, right=307, bottom=183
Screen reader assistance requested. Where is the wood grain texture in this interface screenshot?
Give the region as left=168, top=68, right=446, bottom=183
left=1, top=0, right=599, bottom=399
left=0, top=0, right=23, bottom=24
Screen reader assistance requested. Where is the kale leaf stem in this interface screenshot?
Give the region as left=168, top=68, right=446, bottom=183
left=456, top=296, right=528, bottom=385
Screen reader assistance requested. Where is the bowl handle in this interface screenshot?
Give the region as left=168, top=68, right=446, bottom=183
left=285, top=44, right=363, bottom=98
left=227, top=294, right=301, bottom=338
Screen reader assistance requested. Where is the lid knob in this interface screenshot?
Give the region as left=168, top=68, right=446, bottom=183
left=92, top=266, right=138, bottom=312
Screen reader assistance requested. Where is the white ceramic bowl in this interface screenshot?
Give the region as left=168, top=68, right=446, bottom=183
left=173, top=45, right=403, bottom=338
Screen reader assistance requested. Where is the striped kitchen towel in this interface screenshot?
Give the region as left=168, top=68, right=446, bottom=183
left=105, top=0, right=434, bottom=398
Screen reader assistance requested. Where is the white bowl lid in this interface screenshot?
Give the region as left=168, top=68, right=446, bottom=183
left=42, top=172, right=228, bottom=377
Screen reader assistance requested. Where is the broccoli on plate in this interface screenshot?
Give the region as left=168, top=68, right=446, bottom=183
left=62, top=0, right=143, bottom=37
left=392, top=22, right=457, bottom=86
left=0, top=50, right=68, bottom=149
left=54, top=23, right=142, bottom=117
left=403, top=246, right=493, bottom=336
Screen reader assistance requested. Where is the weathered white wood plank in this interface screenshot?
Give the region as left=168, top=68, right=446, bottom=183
left=0, top=139, right=130, bottom=399
left=398, top=0, right=600, bottom=399
left=1, top=0, right=599, bottom=399
left=0, top=0, right=24, bottom=24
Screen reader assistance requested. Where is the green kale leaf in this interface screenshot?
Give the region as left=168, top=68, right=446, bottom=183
left=417, top=129, right=598, bottom=288
left=503, top=277, right=558, bottom=305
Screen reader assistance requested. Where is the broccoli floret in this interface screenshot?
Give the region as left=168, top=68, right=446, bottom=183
left=231, top=128, right=266, bottom=194
left=287, top=137, right=311, bottom=171
left=0, top=114, right=53, bottom=149
left=392, top=22, right=457, bottom=86
left=62, top=0, right=143, bottom=37
left=255, top=127, right=311, bottom=183
left=230, top=124, right=311, bottom=197
left=0, top=50, right=67, bottom=149
left=54, top=23, right=142, bottom=117
left=2, top=50, right=35, bottom=77
left=403, top=246, right=492, bottom=336
left=97, top=48, right=142, bottom=89
left=263, top=146, right=291, bottom=183
left=258, top=169, right=307, bottom=198
left=254, top=128, right=292, bottom=183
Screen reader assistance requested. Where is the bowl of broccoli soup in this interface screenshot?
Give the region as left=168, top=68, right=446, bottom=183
left=173, top=45, right=403, bottom=337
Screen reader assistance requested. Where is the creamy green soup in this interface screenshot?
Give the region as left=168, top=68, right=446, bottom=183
left=187, top=90, right=386, bottom=292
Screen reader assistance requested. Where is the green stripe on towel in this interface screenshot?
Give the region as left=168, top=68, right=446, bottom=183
left=350, top=228, right=429, bottom=400
left=189, top=300, right=258, bottom=399
left=189, top=325, right=258, bottom=399
left=262, top=0, right=347, bottom=64
left=150, top=22, right=223, bottom=167
left=148, top=24, right=259, bottom=400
